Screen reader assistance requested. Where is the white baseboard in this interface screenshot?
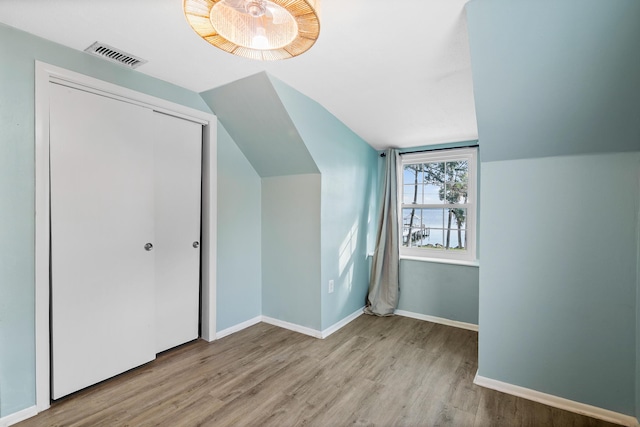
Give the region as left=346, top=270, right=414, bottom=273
left=215, top=310, right=365, bottom=342
left=0, top=405, right=38, bottom=427
left=395, top=309, right=479, bottom=332
left=213, top=308, right=362, bottom=341
left=215, top=316, right=262, bottom=339
left=261, top=316, right=323, bottom=339
left=320, top=307, right=364, bottom=339
left=474, top=373, right=639, bottom=427
left=215, top=309, right=477, bottom=342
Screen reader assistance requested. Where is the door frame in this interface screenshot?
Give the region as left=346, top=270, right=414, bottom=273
left=34, top=61, right=217, bottom=412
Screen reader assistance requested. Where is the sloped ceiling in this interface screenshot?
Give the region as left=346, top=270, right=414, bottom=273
left=0, top=0, right=478, bottom=150
left=201, top=72, right=319, bottom=177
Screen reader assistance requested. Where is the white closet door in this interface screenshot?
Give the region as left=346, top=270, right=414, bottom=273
left=153, top=112, right=202, bottom=353
left=50, top=83, right=156, bottom=399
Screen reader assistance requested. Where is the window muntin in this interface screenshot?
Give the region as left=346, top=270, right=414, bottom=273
left=399, top=148, right=477, bottom=261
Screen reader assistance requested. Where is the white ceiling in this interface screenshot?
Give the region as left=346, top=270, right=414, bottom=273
left=0, top=0, right=478, bottom=150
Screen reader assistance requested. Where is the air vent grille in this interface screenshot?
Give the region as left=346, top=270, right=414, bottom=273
left=84, top=42, right=147, bottom=69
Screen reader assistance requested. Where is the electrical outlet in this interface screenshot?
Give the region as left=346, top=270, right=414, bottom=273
left=328, top=280, right=334, bottom=294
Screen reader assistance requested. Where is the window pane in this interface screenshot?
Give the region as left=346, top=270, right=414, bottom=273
left=449, top=208, right=467, bottom=229
left=415, top=165, right=424, bottom=185
left=423, top=183, right=442, bottom=204
left=423, top=162, right=444, bottom=204
left=446, top=229, right=467, bottom=250
left=403, top=208, right=449, bottom=248
left=403, top=165, right=423, bottom=204
left=403, top=208, right=468, bottom=250
left=402, top=208, right=421, bottom=246
left=423, top=229, right=444, bottom=249
left=422, top=208, right=444, bottom=228
left=443, top=208, right=466, bottom=249
left=403, top=184, right=419, bottom=204
left=445, top=160, right=468, bottom=204
left=402, top=209, right=444, bottom=230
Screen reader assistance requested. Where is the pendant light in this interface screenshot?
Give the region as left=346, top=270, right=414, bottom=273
left=183, top=0, right=320, bottom=61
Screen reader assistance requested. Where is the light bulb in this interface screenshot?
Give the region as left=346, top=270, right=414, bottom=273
left=252, top=26, right=269, bottom=49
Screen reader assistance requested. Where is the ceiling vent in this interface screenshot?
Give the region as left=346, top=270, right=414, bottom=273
left=84, top=42, right=147, bottom=69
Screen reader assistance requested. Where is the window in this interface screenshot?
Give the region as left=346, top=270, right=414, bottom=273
left=399, top=147, right=477, bottom=262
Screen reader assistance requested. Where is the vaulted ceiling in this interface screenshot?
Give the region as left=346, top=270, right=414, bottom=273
left=0, top=0, right=478, bottom=150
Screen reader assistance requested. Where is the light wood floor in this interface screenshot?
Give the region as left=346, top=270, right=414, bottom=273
left=19, top=315, right=621, bottom=427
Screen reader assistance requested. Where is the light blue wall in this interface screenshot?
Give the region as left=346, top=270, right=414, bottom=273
left=466, top=0, right=640, bottom=416
left=0, top=23, right=210, bottom=419
left=261, top=174, right=322, bottom=329
left=480, top=153, right=638, bottom=414
left=216, top=124, right=262, bottom=331
left=467, top=0, right=640, bottom=162
left=270, top=77, right=378, bottom=330
left=398, top=261, right=478, bottom=324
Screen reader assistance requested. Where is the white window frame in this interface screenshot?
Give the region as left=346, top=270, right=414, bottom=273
left=398, top=147, right=477, bottom=263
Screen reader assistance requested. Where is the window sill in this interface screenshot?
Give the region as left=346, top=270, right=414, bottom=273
left=367, top=252, right=479, bottom=267
left=400, top=255, right=479, bottom=267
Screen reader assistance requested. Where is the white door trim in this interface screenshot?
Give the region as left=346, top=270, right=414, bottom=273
left=34, top=61, right=217, bottom=412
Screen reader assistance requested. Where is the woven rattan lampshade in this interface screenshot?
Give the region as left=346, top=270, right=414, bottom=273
left=184, top=0, right=320, bottom=61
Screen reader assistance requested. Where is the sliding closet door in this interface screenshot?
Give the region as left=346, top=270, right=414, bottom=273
left=50, top=83, right=156, bottom=399
left=153, top=112, right=202, bottom=353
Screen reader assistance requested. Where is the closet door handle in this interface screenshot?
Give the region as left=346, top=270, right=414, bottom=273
left=193, top=241, right=200, bottom=249
left=144, top=243, right=154, bottom=251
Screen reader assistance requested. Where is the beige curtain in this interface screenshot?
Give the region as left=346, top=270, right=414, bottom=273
left=365, top=148, right=399, bottom=316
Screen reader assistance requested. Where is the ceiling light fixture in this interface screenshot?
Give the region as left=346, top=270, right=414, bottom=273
left=183, top=0, right=320, bottom=61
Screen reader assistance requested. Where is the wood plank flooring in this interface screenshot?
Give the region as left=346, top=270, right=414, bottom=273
left=18, top=315, right=622, bottom=427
